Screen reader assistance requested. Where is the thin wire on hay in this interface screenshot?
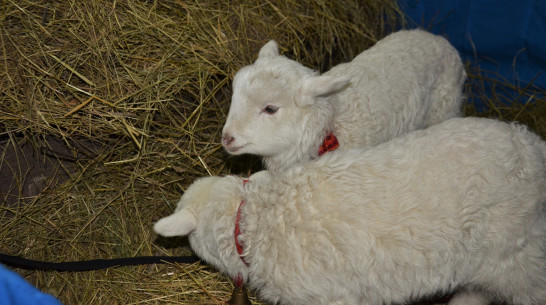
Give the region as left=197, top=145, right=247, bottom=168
left=1, top=0, right=404, bottom=304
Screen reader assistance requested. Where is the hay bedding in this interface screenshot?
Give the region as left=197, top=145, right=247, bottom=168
left=1, top=0, right=544, bottom=304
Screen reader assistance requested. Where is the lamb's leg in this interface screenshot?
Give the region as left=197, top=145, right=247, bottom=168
left=448, top=290, right=490, bottom=305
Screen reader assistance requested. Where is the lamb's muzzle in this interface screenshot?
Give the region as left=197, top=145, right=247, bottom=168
left=222, top=134, right=235, bottom=147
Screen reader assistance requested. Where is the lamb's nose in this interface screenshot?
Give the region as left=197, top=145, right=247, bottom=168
left=222, top=135, right=235, bottom=146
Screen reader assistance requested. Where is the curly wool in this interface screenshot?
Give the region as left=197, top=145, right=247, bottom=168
left=157, top=117, right=546, bottom=305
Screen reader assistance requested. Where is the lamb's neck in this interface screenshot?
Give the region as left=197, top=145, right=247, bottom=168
left=262, top=132, right=326, bottom=172
left=264, top=108, right=332, bottom=171
left=263, top=148, right=312, bottom=172
left=196, top=189, right=250, bottom=283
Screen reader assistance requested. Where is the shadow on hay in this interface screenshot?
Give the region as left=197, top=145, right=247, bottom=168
left=0, top=135, right=102, bottom=206
left=154, top=235, right=192, bottom=251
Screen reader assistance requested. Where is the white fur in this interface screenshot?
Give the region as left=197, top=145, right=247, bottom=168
left=222, top=29, right=466, bottom=171
left=157, top=117, right=546, bottom=305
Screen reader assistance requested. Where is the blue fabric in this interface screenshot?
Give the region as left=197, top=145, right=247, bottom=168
left=0, top=265, right=62, bottom=305
left=399, top=0, right=546, bottom=107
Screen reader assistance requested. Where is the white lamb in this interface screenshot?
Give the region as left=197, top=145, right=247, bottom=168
left=156, top=117, right=546, bottom=305
left=221, top=29, right=466, bottom=171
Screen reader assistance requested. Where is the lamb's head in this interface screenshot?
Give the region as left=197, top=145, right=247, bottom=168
left=222, top=40, right=351, bottom=168
left=154, top=175, right=246, bottom=276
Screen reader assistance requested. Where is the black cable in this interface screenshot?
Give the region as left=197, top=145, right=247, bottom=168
left=0, top=253, right=199, bottom=271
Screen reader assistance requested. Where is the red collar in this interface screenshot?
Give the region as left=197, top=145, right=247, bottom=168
left=234, top=179, right=250, bottom=267
left=318, top=132, right=339, bottom=156
left=233, top=179, right=249, bottom=287
left=234, top=199, right=249, bottom=267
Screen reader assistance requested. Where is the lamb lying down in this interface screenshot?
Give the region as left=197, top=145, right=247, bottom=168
left=156, top=117, right=546, bottom=305
left=222, top=29, right=466, bottom=171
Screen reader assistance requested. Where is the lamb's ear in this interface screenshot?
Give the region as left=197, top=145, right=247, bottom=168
left=297, top=75, right=352, bottom=107
left=154, top=210, right=197, bottom=237
left=258, top=40, right=279, bottom=59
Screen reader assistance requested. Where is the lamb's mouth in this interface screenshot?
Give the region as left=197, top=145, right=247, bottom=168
left=225, top=145, right=246, bottom=154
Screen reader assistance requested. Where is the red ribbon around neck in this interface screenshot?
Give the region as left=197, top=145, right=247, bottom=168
left=318, top=132, right=339, bottom=156
left=233, top=179, right=249, bottom=287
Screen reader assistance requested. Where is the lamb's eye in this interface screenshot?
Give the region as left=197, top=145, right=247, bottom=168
left=262, top=105, right=279, bottom=115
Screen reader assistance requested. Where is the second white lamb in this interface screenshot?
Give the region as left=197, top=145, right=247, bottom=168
left=222, top=29, right=466, bottom=171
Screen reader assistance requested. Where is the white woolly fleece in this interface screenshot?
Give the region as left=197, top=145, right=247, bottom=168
left=158, top=117, right=546, bottom=305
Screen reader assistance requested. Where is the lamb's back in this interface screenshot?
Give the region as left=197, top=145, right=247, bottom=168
left=326, top=30, right=464, bottom=148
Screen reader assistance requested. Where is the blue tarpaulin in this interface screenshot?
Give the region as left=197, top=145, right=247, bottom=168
left=399, top=0, right=546, bottom=107
left=0, top=265, right=62, bottom=305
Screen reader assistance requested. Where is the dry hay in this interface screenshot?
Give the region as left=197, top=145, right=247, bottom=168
left=0, top=0, right=404, bottom=304
left=463, top=67, right=546, bottom=136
